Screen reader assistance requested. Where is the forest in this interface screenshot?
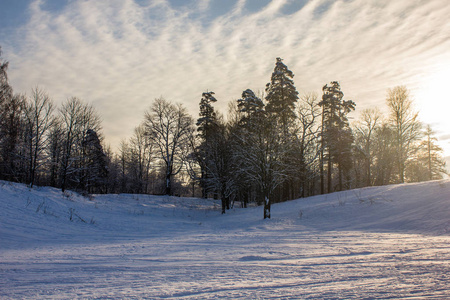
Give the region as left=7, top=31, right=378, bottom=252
left=1, top=48, right=447, bottom=218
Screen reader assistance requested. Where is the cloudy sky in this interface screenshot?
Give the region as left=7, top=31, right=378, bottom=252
left=1, top=0, right=449, bottom=157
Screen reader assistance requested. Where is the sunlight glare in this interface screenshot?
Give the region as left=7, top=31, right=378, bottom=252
left=415, top=64, right=450, bottom=156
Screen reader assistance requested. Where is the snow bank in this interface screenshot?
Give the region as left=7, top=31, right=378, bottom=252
left=1, top=179, right=449, bottom=248
left=1, top=180, right=449, bottom=299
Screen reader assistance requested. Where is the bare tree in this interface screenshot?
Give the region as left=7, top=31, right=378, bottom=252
left=24, top=87, right=55, bottom=187
left=128, top=124, right=154, bottom=193
left=0, top=49, right=27, bottom=182
left=296, top=92, right=321, bottom=197
left=0, top=94, right=26, bottom=181
left=47, top=117, right=63, bottom=187
left=386, top=86, right=422, bottom=183
left=59, top=97, right=102, bottom=192
left=354, top=108, right=381, bottom=186
left=144, top=98, right=194, bottom=196
left=118, top=139, right=129, bottom=192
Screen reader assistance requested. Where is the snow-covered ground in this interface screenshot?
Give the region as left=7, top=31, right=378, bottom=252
left=1, top=180, right=449, bottom=299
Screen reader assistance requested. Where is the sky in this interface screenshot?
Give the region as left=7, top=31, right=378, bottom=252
left=1, top=0, right=450, bottom=158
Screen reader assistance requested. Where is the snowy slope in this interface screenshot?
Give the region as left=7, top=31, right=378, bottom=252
left=1, top=180, right=449, bottom=299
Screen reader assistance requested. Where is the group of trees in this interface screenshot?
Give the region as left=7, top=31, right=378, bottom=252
left=1, top=47, right=447, bottom=218
left=1, top=48, right=107, bottom=193
left=117, top=57, right=446, bottom=218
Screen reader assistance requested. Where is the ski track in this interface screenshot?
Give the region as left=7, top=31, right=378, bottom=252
left=1, top=180, right=450, bottom=299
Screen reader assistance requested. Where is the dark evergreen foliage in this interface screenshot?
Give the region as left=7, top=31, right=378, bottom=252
left=265, top=57, right=298, bottom=128
left=82, top=129, right=108, bottom=193
left=319, top=81, right=356, bottom=192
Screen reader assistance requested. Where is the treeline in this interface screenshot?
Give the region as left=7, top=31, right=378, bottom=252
left=1, top=49, right=447, bottom=217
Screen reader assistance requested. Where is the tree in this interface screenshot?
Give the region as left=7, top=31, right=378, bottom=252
left=59, top=97, right=102, bottom=192
left=24, top=87, right=55, bottom=187
left=372, top=123, right=397, bottom=185
left=386, top=86, right=422, bottom=183
left=144, top=98, right=194, bottom=196
left=296, top=92, right=322, bottom=197
left=196, top=91, right=219, bottom=198
left=422, top=125, right=447, bottom=180
left=234, top=89, right=293, bottom=219
left=237, top=89, right=265, bottom=118
left=0, top=94, right=27, bottom=182
left=204, top=120, right=234, bottom=213
left=265, top=58, right=299, bottom=201
left=128, top=124, right=154, bottom=194
left=265, top=57, right=298, bottom=132
left=47, top=117, right=63, bottom=187
left=319, top=81, right=355, bottom=192
left=0, top=49, right=27, bottom=182
left=82, top=129, right=108, bottom=193
left=354, top=108, right=381, bottom=187
left=118, top=139, right=130, bottom=192
left=407, top=125, right=447, bottom=182
left=0, top=46, right=13, bottom=113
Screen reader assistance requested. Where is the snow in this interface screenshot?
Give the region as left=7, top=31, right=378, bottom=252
left=1, top=179, right=449, bottom=299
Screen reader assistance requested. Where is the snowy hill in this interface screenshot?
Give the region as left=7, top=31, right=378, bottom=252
left=1, top=180, right=450, bottom=299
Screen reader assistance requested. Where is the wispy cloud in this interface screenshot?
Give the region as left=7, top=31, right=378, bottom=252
left=4, top=0, right=450, bottom=151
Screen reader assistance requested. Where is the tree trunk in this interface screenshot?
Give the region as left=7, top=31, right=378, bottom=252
left=165, top=173, right=172, bottom=195
left=221, top=198, right=226, bottom=214
left=327, top=155, right=332, bottom=193
left=264, top=196, right=271, bottom=219
left=320, top=109, right=325, bottom=194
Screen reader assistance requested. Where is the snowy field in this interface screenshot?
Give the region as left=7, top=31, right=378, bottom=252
left=1, top=180, right=450, bottom=299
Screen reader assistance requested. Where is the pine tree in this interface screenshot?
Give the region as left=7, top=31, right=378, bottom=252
left=265, top=57, right=298, bottom=131
left=234, top=89, right=293, bottom=219
left=265, top=58, right=299, bottom=201
left=237, top=89, right=265, bottom=119
left=196, top=91, right=219, bottom=198
left=82, top=129, right=108, bottom=193
left=319, top=81, right=355, bottom=192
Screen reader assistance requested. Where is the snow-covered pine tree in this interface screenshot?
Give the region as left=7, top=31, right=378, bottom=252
left=196, top=91, right=219, bottom=198
left=265, top=57, right=299, bottom=131
left=265, top=58, right=300, bottom=201
left=197, top=91, right=217, bottom=139
left=237, top=89, right=265, bottom=120
left=234, top=89, right=293, bottom=219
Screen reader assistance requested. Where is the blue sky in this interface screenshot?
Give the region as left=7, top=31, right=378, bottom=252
left=1, top=0, right=450, bottom=157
